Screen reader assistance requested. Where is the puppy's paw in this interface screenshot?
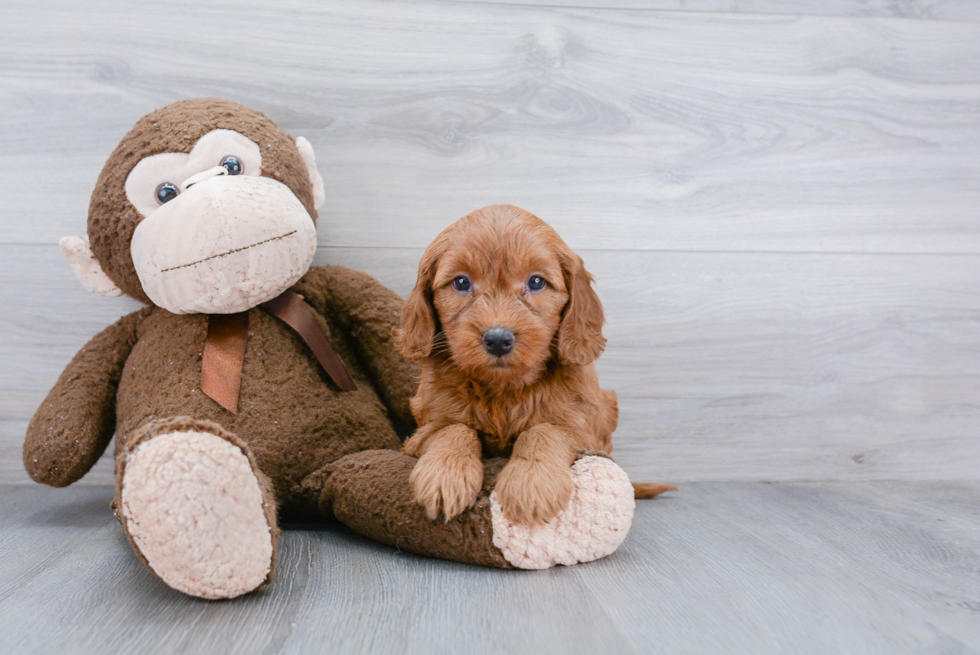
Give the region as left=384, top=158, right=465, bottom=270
left=494, top=457, right=574, bottom=527
left=409, top=450, right=483, bottom=522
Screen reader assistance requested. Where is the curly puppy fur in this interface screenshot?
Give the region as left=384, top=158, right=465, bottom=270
left=396, top=205, right=670, bottom=527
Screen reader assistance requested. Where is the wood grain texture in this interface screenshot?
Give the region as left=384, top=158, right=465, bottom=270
left=1, top=1, right=979, bottom=253
left=1, top=0, right=978, bottom=484
left=446, top=0, right=980, bottom=22
left=0, top=482, right=978, bottom=654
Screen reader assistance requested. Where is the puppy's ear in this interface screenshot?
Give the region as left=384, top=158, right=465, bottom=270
left=557, top=250, right=607, bottom=366
left=396, top=245, right=440, bottom=359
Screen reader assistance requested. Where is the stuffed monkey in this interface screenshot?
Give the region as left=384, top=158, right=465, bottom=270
left=24, top=98, right=637, bottom=599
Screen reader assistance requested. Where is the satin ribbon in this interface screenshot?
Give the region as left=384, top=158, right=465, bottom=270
left=200, top=290, right=357, bottom=414
left=200, top=312, right=249, bottom=414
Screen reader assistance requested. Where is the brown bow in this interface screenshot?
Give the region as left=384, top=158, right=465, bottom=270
left=200, top=290, right=357, bottom=414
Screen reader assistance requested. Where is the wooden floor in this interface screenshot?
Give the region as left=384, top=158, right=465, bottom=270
left=3, top=0, right=980, bottom=484
left=1, top=482, right=978, bottom=654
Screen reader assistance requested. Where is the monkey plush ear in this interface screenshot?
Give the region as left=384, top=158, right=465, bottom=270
left=295, top=137, right=325, bottom=211
left=59, top=235, right=123, bottom=297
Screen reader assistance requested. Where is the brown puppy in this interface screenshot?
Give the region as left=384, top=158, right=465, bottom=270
left=397, top=205, right=672, bottom=527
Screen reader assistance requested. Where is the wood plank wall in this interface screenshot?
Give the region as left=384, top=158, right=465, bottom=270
left=2, top=0, right=978, bottom=484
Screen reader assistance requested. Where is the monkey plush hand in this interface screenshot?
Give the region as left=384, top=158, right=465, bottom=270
left=24, top=99, right=637, bottom=600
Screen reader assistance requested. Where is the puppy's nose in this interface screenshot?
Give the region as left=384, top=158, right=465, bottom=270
left=482, top=327, right=515, bottom=357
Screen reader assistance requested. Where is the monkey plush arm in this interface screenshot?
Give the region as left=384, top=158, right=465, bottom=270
left=297, top=265, right=418, bottom=429
left=23, top=308, right=151, bottom=487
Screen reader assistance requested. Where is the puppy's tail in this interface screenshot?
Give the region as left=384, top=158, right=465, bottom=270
left=633, top=482, right=678, bottom=499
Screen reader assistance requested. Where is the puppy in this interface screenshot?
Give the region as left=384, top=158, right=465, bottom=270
left=396, top=205, right=673, bottom=527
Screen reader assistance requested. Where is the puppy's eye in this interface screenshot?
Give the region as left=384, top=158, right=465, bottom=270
left=220, top=155, right=244, bottom=175
left=452, top=276, right=471, bottom=292
left=527, top=275, right=546, bottom=291
left=155, top=182, right=180, bottom=205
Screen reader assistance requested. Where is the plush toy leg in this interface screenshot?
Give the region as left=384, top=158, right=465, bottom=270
left=308, top=450, right=634, bottom=570
left=113, top=417, right=279, bottom=599
left=306, top=449, right=513, bottom=568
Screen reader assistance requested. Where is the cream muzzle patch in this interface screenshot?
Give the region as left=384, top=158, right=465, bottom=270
left=131, top=175, right=317, bottom=314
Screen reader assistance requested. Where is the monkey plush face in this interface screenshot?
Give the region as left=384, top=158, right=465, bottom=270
left=61, top=98, right=325, bottom=314
left=124, top=128, right=317, bottom=314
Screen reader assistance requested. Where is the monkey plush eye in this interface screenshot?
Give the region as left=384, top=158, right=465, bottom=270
left=220, top=155, right=244, bottom=175
left=527, top=275, right=546, bottom=291
left=155, top=182, right=180, bottom=205
left=452, top=276, right=471, bottom=292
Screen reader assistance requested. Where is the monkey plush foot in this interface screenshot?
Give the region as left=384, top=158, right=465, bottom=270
left=117, top=421, right=278, bottom=599
left=319, top=450, right=636, bottom=570
left=489, top=454, right=635, bottom=570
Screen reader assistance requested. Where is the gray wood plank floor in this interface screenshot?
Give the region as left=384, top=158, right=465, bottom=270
left=1, top=482, right=978, bottom=654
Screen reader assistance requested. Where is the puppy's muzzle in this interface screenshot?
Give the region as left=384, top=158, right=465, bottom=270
left=482, top=327, right=515, bottom=357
